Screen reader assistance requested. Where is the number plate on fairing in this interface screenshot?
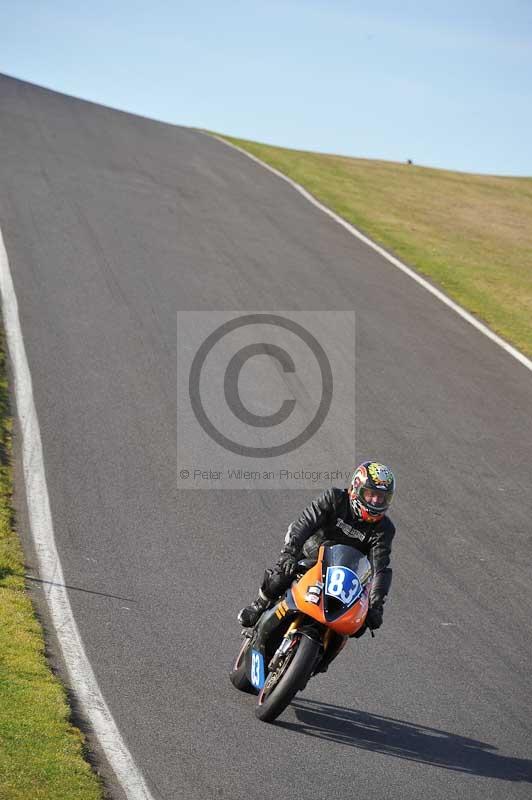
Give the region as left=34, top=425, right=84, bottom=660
left=250, top=649, right=265, bottom=689
left=325, top=566, right=362, bottom=607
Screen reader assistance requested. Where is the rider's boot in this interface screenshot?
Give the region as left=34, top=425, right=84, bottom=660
left=237, top=589, right=270, bottom=627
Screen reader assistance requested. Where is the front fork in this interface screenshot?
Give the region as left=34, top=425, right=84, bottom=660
left=268, top=614, right=304, bottom=671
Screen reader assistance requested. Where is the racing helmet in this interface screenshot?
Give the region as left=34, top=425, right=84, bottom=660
left=348, top=461, right=395, bottom=522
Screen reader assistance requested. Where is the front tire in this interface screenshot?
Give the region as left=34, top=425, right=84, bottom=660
left=255, top=635, right=321, bottom=722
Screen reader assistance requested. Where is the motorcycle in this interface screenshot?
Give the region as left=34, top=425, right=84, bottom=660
left=230, top=542, right=372, bottom=722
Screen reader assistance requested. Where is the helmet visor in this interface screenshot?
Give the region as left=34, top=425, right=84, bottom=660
left=361, top=487, right=393, bottom=511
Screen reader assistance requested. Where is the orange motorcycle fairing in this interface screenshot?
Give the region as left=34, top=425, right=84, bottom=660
left=290, top=546, right=368, bottom=637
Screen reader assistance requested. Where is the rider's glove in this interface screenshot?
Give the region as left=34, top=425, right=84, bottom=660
left=278, top=551, right=298, bottom=576
left=366, top=605, right=383, bottom=630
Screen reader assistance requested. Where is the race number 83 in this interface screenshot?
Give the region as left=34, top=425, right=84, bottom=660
left=250, top=650, right=264, bottom=689
left=325, top=566, right=361, bottom=606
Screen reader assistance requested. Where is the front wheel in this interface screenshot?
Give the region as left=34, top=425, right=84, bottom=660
left=255, top=635, right=321, bottom=722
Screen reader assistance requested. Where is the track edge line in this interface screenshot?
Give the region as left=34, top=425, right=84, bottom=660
left=0, top=227, right=156, bottom=800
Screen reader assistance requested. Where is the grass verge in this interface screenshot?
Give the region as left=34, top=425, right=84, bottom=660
left=217, top=134, right=532, bottom=357
left=0, top=320, right=103, bottom=799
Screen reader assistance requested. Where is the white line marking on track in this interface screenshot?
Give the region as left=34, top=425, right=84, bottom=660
left=207, top=133, right=532, bottom=374
left=0, top=229, right=155, bottom=800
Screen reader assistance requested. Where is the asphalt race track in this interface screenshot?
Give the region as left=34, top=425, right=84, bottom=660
left=1, top=74, right=531, bottom=799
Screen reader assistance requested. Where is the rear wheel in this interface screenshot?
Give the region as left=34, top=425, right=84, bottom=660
left=255, top=635, right=321, bottom=722
left=230, top=635, right=255, bottom=693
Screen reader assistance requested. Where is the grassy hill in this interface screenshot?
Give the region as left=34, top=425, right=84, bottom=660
left=217, top=135, right=532, bottom=358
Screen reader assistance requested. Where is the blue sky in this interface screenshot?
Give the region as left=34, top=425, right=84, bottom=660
left=3, top=0, right=532, bottom=175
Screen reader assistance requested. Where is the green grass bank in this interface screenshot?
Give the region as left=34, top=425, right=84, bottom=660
left=0, top=321, right=102, bottom=799
left=217, top=135, right=532, bottom=357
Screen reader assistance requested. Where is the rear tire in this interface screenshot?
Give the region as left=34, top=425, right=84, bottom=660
left=255, top=635, right=321, bottom=722
left=230, top=635, right=255, bottom=693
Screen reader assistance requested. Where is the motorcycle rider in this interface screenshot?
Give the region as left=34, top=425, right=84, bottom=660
left=238, top=461, right=396, bottom=637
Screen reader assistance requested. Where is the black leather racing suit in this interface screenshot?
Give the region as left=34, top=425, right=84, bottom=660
left=261, top=487, right=395, bottom=610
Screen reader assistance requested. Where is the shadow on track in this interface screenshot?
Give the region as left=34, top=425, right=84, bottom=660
left=276, top=698, right=532, bottom=783
left=24, top=574, right=135, bottom=602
